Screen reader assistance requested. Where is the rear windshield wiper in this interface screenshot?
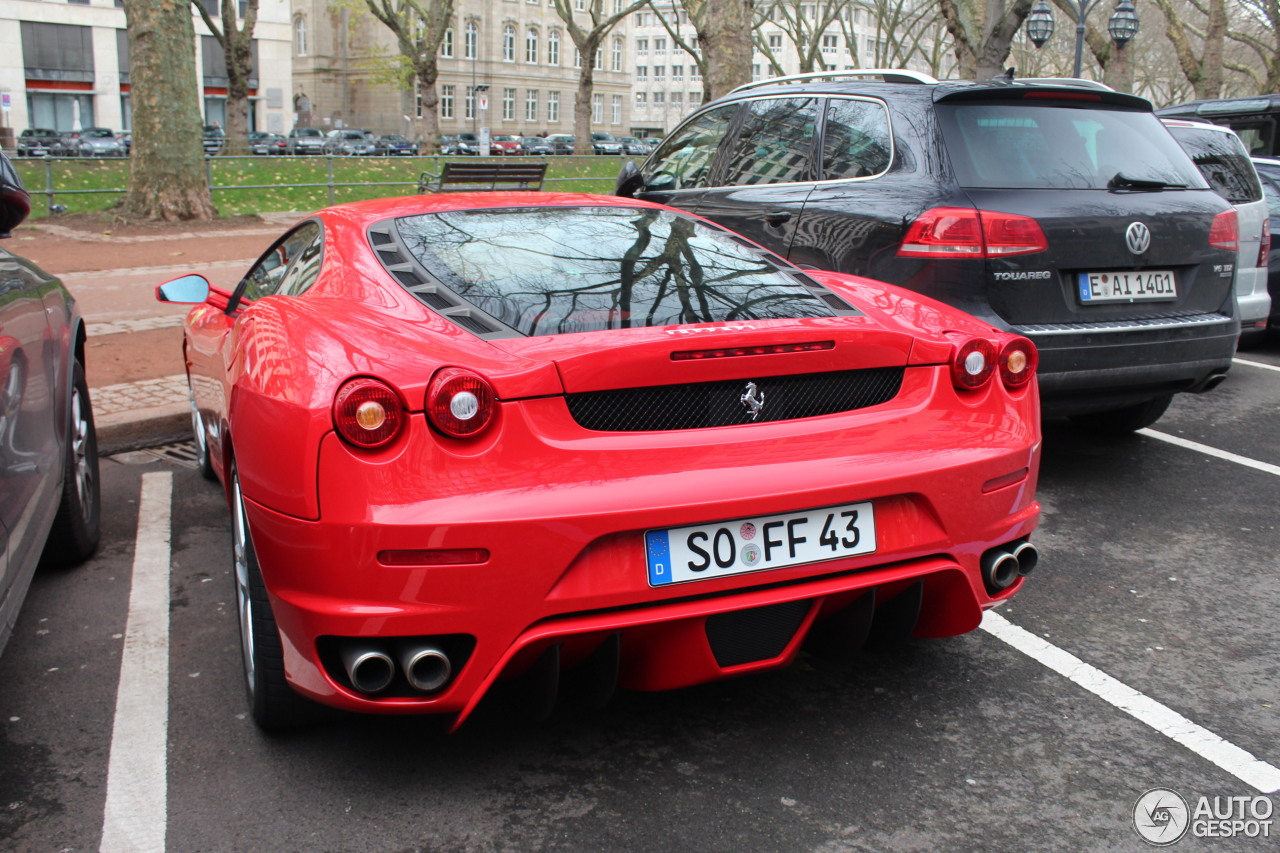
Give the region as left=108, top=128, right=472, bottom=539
left=1107, top=172, right=1188, bottom=191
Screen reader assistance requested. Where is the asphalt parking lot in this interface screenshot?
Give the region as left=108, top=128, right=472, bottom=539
left=1, top=344, right=1278, bottom=852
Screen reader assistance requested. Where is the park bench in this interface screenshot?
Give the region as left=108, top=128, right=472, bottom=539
left=417, top=161, right=547, bottom=193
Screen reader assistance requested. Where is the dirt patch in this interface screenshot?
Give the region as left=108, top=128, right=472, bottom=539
left=29, top=211, right=273, bottom=238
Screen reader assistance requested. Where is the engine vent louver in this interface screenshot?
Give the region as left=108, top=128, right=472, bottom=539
left=567, top=367, right=904, bottom=431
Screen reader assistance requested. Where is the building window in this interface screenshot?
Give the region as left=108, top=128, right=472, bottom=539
left=441, top=84, right=455, bottom=118
left=594, top=49, right=604, bottom=70
left=574, top=48, right=582, bottom=68
left=548, top=90, right=560, bottom=122
left=612, top=37, right=622, bottom=71
left=592, top=93, right=603, bottom=123
left=636, top=65, right=647, bottom=80
left=653, top=65, right=664, bottom=80
left=502, top=87, right=515, bottom=120
left=654, top=37, right=666, bottom=54
left=526, top=27, right=539, bottom=63
left=768, top=33, right=782, bottom=50
left=575, top=0, right=585, bottom=10
left=503, top=24, right=516, bottom=61
left=440, top=28, right=453, bottom=57
left=653, top=91, right=665, bottom=104
left=636, top=38, right=648, bottom=55
left=671, top=91, right=683, bottom=105
left=822, top=33, right=838, bottom=54
left=548, top=29, right=560, bottom=65
left=465, top=85, right=476, bottom=119
left=294, top=16, right=307, bottom=57
left=611, top=94, right=621, bottom=124
left=465, top=20, right=477, bottom=60
left=526, top=90, right=538, bottom=121
left=672, top=64, right=683, bottom=80
left=635, top=92, right=647, bottom=107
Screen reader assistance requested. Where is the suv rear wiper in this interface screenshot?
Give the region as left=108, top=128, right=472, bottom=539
left=1107, top=172, right=1188, bottom=191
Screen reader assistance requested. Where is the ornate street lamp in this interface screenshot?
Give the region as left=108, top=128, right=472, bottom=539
left=1027, top=0, right=1056, bottom=49
left=1023, top=0, right=1141, bottom=78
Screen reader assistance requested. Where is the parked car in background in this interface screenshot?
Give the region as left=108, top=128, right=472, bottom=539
left=1157, top=94, right=1280, bottom=158
left=59, top=128, right=126, bottom=158
left=202, top=125, right=225, bottom=155
left=518, top=136, right=554, bottom=155
left=155, top=191, right=1040, bottom=730
left=591, top=132, right=623, bottom=155
left=325, top=129, right=376, bottom=156
left=490, top=135, right=522, bottom=155
left=376, top=134, right=417, bottom=156
left=620, top=69, right=1240, bottom=433
left=1251, top=157, right=1280, bottom=338
left=454, top=133, right=482, bottom=155
left=545, top=134, right=575, bottom=155
left=286, top=127, right=327, bottom=155
left=249, top=132, right=287, bottom=155
left=1163, top=119, right=1271, bottom=347
left=618, top=136, right=653, bottom=155
left=16, top=128, right=60, bottom=158
left=0, top=150, right=102, bottom=660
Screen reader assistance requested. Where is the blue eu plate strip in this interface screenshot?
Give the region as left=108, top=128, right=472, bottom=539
left=645, top=531, right=672, bottom=586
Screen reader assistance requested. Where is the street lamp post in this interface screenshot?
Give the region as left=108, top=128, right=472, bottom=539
left=1025, top=0, right=1139, bottom=79
left=466, top=16, right=479, bottom=137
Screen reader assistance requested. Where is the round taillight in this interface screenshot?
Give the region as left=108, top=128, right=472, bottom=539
left=333, top=378, right=405, bottom=448
left=426, top=368, right=496, bottom=438
left=999, top=338, right=1038, bottom=389
left=951, top=338, right=997, bottom=390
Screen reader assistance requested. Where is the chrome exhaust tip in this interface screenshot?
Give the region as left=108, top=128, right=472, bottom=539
left=341, top=646, right=395, bottom=694
left=1012, top=541, right=1039, bottom=576
left=981, top=549, right=1021, bottom=594
left=400, top=646, right=451, bottom=693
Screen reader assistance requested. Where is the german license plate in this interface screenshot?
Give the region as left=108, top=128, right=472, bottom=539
left=645, top=502, right=876, bottom=587
left=1078, top=270, right=1177, bottom=302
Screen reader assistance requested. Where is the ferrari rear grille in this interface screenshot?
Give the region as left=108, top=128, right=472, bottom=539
left=705, top=599, right=813, bottom=667
left=565, top=367, right=904, bottom=431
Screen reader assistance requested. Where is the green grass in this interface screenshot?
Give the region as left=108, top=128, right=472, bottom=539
left=13, top=154, right=634, bottom=220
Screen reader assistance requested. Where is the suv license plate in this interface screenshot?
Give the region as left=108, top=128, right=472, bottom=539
left=645, top=502, right=876, bottom=587
left=1078, top=270, right=1177, bottom=302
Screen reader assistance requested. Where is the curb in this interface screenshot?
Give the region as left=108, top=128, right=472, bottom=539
left=98, top=406, right=192, bottom=456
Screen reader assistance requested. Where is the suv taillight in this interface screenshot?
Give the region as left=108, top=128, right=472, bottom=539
left=1259, top=218, right=1271, bottom=268
left=898, top=208, right=1048, bottom=258
left=1209, top=209, right=1239, bottom=252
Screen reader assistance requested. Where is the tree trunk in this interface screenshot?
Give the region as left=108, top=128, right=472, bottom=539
left=574, top=41, right=600, bottom=151
left=121, top=0, right=216, bottom=220
left=700, top=0, right=754, bottom=99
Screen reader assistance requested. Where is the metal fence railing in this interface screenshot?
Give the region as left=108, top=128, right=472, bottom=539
left=10, top=152, right=627, bottom=215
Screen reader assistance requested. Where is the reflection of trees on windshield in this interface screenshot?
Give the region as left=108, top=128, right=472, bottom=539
left=397, top=207, right=830, bottom=336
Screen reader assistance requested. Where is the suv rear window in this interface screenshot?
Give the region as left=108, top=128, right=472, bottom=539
left=937, top=104, right=1207, bottom=191
left=392, top=206, right=835, bottom=336
left=1165, top=125, right=1262, bottom=204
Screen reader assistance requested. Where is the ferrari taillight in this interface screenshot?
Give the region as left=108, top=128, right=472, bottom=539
left=1209, top=209, right=1239, bottom=252
left=999, top=338, right=1038, bottom=389
left=898, top=208, right=1048, bottom=258
left=951, top=338, right=997, bottom=390
left=333, top=378, right=405, bottom=449
left=426, top=368, right=496, bottom=438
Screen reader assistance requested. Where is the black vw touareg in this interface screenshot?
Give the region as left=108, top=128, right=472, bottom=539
left=617, top=71, right=1240, bottom=432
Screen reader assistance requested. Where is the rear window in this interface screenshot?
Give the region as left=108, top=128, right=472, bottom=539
left=391, top=206, right=837, bottom=336
left=938, top=104, right=1208, bottom=191
left=1165, top=125, right=1262, bottom=204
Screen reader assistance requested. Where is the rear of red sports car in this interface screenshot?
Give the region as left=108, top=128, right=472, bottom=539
left=176, top=194, right=1041, bottom=730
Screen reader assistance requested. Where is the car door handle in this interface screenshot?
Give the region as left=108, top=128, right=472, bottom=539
left=764, top=212, right=792, bottom=225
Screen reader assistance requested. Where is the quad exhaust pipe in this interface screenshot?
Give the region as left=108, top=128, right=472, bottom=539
left=340, top=641, right=452, bottom=695
left=981, top=540, right=1038, bottom=594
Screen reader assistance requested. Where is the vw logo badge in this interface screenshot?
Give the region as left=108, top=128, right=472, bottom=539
left=1125, top=221, right=1151, bottom=255
left=740, top=381, right=765, bottom=420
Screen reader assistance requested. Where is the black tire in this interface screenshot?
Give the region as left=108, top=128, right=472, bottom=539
left=231, top=461, right=312, bottom=730
left=42, top=361, right=101, bottom=567
left=188, top=383, right=216, bottom=481
left=1068, top=393, right=1174, bottom=435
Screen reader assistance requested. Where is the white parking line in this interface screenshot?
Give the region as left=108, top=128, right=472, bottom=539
left=1233, top=357, right=1280, bottom=374
left=100, top=472, right=172, bottom=853
left=1138, top=429, right=1280, bottom=478
left=981, top=610, right=1280, bottom=793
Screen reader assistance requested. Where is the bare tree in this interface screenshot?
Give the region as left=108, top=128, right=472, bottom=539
left=551, top=0, right=651, bottom=147
left=700, top=0, right=755, bottom=97
left=365, top=0, right=455, bottom=153
left=1226, top=0, right=1280, bottom=93
left=120, top=0, right=216, bottom=220
left=1149, top=0, right=1228, bottom=99
left=938, top=0, right=1034, bottom=80
left=192, top=0, right=258, bottom=154
left=837, top=0, right=951, bottom=74
left=753, top=0, right=850, bottom=75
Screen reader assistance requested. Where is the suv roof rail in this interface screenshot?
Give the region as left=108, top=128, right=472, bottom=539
left=1016, top=77, right=1115, bottom=91
left=728, top=68, right=938, bottom=96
